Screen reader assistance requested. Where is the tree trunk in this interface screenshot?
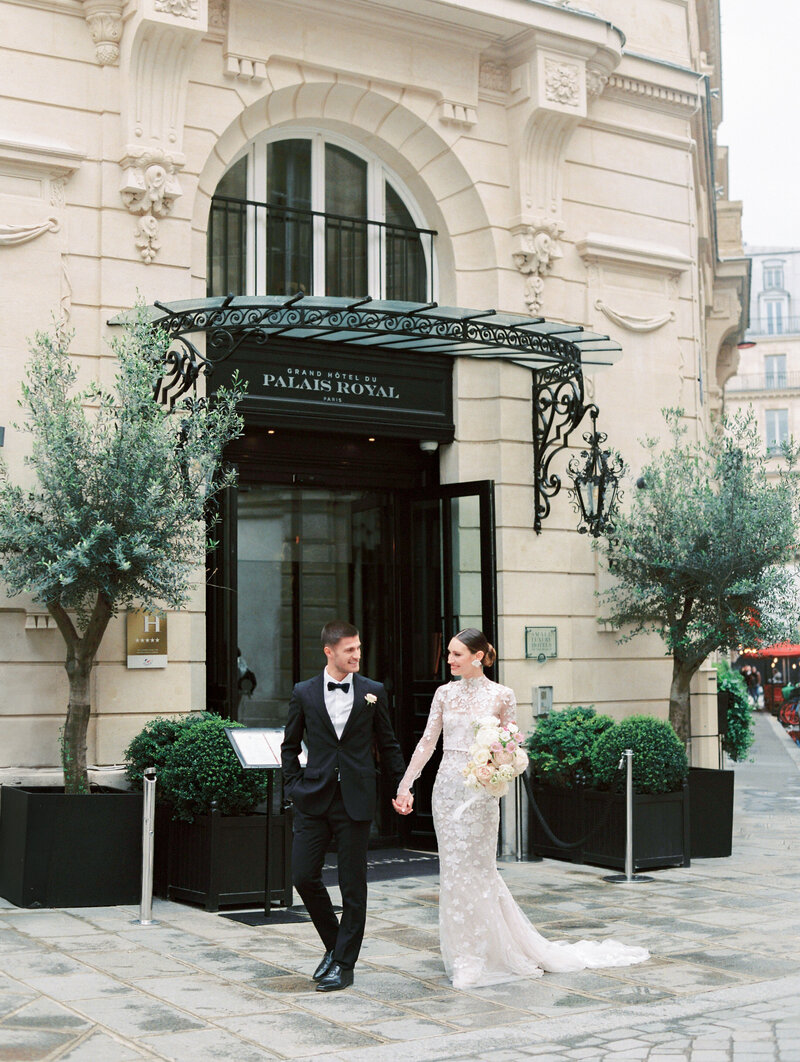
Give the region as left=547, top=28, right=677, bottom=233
left=49, top=593, right=113, bottom=795
left=669, top=656, right=699, bottom=747
left=63, top=658, right=92, bottom=794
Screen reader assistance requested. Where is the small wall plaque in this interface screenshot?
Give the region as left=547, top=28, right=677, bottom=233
left=126, top=609, right=167, bottom=668
left=525, top=626, right=557, bottom=662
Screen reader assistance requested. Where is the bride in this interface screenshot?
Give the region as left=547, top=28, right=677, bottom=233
left=395, top=628, right=649, bottom=990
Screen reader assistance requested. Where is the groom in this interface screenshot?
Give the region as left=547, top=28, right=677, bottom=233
left=281, top=620, right=413, bottom=992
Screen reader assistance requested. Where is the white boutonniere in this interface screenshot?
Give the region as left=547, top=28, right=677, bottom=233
left=365, top=693, right=377, bottom=704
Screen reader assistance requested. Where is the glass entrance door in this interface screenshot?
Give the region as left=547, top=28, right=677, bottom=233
left=398, top=481, right=496, bottom=847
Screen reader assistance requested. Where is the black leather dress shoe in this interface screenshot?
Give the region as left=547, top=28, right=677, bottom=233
left=315, top=962, right=354, bottom=992
left=312, top=949, right=335, bottom=981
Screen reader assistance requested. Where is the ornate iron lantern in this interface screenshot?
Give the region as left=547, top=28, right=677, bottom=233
left=566, top=408, right=624, bottom=536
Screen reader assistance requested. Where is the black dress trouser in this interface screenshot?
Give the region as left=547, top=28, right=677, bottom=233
left=291, top=786, right=371, bottom=970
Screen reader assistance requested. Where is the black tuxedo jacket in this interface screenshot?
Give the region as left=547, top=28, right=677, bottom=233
left=281, top=672, right=406, bottom=821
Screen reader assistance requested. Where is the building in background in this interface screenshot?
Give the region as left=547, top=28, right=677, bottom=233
left=0, top=0, right=748, bottom=848
left=726, top=247, right=800, bottom=463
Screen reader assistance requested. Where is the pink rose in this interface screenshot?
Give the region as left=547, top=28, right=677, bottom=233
left=490, top=742, right=503, bottom=752
left=492, top=749, right=514, bottom=766
left=475, top=765, right=493, bottom=784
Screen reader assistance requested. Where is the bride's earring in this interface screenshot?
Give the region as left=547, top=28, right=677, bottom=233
left=472, top=659, right=482, bottom=667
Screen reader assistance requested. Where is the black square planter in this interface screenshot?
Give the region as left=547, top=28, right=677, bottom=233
left=0, top=786, right=143, bottom=908
left=153, top=804, right=293, bottom=912
left=527, top=778, right=690, bottom=871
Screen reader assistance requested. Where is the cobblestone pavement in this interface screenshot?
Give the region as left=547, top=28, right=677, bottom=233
left=2, top=712, right=800, bottom=1062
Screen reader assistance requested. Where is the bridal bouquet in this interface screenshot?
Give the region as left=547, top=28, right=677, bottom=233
left=462, top=716, right=529, bottom=798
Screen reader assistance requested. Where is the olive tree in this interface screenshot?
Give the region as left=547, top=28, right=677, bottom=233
left=0, top=309, right=244, bottom=793
left=596, top=409, right=800, bottom=744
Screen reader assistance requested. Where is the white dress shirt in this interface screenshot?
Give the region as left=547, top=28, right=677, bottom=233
left=323, top=669, right=355, bottom=739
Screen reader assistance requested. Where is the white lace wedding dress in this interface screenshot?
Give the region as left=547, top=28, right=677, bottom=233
left=397, top=674, right=650, bottom=989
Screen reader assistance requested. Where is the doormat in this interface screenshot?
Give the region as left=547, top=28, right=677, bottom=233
left=220, top=907, right=314, bottom=926
left=323, top=848, right=439, bottom=885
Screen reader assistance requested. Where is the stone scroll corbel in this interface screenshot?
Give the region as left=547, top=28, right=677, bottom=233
left=120, top=151, right=183, bottom=264
left=118, top=0, right=207, bottom=261
left=511, top=217, right=564, bottom=315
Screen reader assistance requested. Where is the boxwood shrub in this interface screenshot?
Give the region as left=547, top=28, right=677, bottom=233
left=124, top=712, right=212, bottom=789
left=524, top=705, right=615, bottom=788
left=157, top=716, right=270, bottom=822
left=590, top=715, right=688, bottom=794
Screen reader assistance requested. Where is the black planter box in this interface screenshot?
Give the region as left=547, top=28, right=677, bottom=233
left=0, top=786, right=142, bottom=908
left=688, top=767, right=734, bottom=859
left=527, top=778, right=690, bottom=871
left=153, top=804, right=292, bottom=912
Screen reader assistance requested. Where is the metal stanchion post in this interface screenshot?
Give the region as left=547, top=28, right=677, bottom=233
left=604, top=749, right=653, bottom=885
left=132, top=767, right=160, bottom=925
left=515, top=774, right=523, bottom=862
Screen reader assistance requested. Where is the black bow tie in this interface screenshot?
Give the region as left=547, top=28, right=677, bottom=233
left=327, top=681, right=350, bottom=693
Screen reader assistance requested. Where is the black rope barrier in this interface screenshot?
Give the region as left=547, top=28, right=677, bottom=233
left=521, top=767, right=626, bottom=851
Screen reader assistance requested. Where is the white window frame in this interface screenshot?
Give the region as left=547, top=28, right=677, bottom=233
left=766, top=408, right=789, bottom=454
left=222, top=129, right=436, bottom=301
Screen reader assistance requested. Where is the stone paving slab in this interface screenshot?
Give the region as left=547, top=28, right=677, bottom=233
left=2, top=713, right=800, bottom=1061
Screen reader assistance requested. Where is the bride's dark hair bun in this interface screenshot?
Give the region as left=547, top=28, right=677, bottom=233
left=454, top=628, right=496, bottom=667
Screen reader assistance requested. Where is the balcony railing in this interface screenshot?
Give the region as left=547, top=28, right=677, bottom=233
left=746, top=315, right=800, bottom=337
left=726, top=371, right=800, bottom=393
left=207, top=194, right=436, bottom=303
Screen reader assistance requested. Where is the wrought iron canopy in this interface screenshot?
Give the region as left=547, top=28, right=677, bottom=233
left=110, top=294, right=623, bottom=533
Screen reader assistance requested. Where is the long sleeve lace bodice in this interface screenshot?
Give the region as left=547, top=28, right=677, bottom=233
left=397, top=675, right=516, bottom=794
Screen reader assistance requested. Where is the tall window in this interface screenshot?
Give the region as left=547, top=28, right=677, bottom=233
left=765, top=354, right=787, bottom=388
left=766, top=409, right=789, bottom=454
left=763, top=262, right=784, bottom=290
left=207, top=132, right=434, bottom=302
left=766, top=299, right=786, bottom=335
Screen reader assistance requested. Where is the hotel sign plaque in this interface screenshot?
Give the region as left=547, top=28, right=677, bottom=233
left=214, top=339, right=454, bottom=440
left=126, top=610, right=168, bottom=669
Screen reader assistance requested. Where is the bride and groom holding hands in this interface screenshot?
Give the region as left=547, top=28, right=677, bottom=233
left=281, top=620, right=648, bottom=993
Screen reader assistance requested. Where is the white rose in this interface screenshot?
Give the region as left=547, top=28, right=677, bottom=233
left=498, top=764, right=515, bottom=781
left=365, top=693, right=377, bottom=704
left=513, top=748, right=529, bottom=772
left=475, top=726, right=498, bottom=748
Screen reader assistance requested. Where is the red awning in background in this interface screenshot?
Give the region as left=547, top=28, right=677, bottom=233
left=740, top=643, right=800, bottom=658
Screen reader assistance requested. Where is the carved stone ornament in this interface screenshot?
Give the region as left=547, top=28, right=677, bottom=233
left=83, top=0, right=124, bottom=65
left=586, top=65, right=608, bottom=98
left=208, top=0, right=227, bottom=30
left=120, top=151, right=182, bottom=263
left=544, top=60, right=580, bottom=108
left=154, top=0, right=199, bottom=17
left=595, top=299, right=675, bottom=333
left=512, top=218, right=565, bottom=315
left=0, top=217, right=60, bottom=247
left=479, top=61, right=509, bottom=94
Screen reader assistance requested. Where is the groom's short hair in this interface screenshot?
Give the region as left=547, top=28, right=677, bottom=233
left=321, top=620, right=359, bottom=648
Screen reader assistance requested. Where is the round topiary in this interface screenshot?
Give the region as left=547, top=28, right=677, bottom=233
left=158, top=716, right=270, bottom=822
left=524, top=705, right=615, bottom=789
left=124, top=712, right=212, bottom=789
left=589, top=715, right=688, bottom=794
